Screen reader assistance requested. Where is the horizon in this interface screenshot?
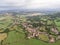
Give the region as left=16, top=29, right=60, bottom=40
left=0, top=0, right=60, bottom=11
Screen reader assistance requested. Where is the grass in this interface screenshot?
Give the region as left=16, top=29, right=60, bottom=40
left=0, top=16, right=60, bottom=45
left=38, top=34, right=49, bottom=42
left=2, top=31, right=60, bottom=45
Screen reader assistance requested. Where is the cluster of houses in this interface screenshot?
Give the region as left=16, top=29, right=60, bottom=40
left=21, top=20, right=60, bottom=43
left=3, top=15, right=60, bottom=43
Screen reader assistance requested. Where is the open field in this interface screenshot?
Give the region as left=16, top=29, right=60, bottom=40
left=0, top=13, right=60, bottom=45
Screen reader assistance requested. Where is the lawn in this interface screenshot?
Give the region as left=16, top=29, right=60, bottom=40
left=2, top=30, right=60, bottom=45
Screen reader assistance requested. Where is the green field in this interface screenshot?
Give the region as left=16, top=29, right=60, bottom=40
left=2, top=31, right=60, bottom=45
left=0, top=14, right=60, bottom=45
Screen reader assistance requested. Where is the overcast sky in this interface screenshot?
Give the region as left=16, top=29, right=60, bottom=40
left=0, top=0, right=60, bottom=10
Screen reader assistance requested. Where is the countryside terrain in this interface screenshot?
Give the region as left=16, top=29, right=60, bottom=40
left=0, top=12, right=60, bottom=45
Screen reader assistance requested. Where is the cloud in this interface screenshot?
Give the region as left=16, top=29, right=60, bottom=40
left=0, top=0, right=60, bottom=9
left=25, top=0, right=60, bottom=9
left=0, top=0, right=26, bottom=6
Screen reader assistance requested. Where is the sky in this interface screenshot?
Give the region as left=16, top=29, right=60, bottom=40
left=0, top=0, right=60, bottom=10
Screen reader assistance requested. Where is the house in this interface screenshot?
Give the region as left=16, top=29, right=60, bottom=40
left=49, top=35, right=55, bottom=43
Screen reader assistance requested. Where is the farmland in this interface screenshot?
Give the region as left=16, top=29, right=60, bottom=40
left=0, top=13, right=60, bottom=45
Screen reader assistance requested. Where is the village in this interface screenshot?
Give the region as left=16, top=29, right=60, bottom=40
left=0, top=14, right=60, bottom=45
left=21, top=15, right=60, bottom=43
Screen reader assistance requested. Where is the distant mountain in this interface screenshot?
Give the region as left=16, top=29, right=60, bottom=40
left=0, top=8, right=60, bottom=14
